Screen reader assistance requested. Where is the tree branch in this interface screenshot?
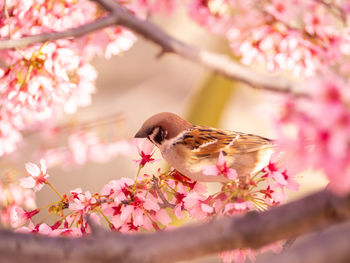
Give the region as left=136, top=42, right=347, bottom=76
left=258, top=222, right=350, bottom=263
left=0, top=0, right=306, bottom=97
left=0, top=190, right=349, bottom=263
left=0, top=15, right=118, bottom=49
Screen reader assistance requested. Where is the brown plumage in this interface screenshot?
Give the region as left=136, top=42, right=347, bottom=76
left=135, top=112, right=275, bottom=182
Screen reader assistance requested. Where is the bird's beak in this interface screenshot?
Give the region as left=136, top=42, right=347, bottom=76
left=134, top=128, right=148, bottom=138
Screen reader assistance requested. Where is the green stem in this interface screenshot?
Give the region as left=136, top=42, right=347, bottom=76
left=39, top=212, right=53, bottom=224
left=133, top=165, right=142, bottom=192
left=45, top=181, right=63, bottom=199
left=98, top=209, right=113, bottom=228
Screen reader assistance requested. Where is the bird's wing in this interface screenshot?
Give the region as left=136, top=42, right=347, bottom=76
left=177, top=126, right=274, bottom=165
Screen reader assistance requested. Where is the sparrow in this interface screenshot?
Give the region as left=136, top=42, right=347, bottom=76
left=134, top=112, right=275, bottom=183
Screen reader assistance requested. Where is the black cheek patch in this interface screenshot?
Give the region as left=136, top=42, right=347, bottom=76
left=154, top=127, right=165, bottom=144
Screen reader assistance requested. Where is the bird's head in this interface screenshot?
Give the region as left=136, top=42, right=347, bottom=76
left=134, top=112, right=191, bottom=146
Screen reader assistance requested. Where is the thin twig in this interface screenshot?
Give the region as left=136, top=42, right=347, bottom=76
left=0, top=15, right=118, bottom=49
left=23, top=112, right=124, bottom=138
left=152, top=176, right=175, bottom=209
left=314, top=0, right=347, bottom=22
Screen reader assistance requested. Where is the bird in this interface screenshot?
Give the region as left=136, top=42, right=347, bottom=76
left=134, top=112, right=275, bottom=183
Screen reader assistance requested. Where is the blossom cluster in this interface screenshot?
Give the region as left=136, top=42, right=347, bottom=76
left=0, top=0, right=136, bottom=156
left=0, top=172, right=36, bottom=228
left=277, top=70, right=350, bottom=194
left=3, top=140, right=297, bottom=263
left=41, top=130, right=134, bottom=168
left=187, top=0, right=350, bottom=75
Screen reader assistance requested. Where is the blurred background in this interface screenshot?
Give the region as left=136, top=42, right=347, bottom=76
left=4, top=6, right=328, bottom=263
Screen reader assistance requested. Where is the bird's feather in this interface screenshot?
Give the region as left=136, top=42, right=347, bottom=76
left=174, top=126, right=274, bottom=176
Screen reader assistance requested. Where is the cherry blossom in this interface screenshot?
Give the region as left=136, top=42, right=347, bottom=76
left=220, top=249, right=256, bottom=263
left=68, top=189, right=97, bottom=214
left=202, top=151, right=237, bottom=180
left=20, top=160, right=49, bottom=191
left=5, top=150, right=292, bottom=263
left=134, top=139, right=157, bottom=167
left=183, top=192, right=214, bottom=220
left=0, top=121, right=22, bottom=156
left=277, top=71, right=350, bottom=194
left=0, top=0, right=137, bottom=156
left=188, top=0, right=350, bottom=75
left=16, top=221, right=75, bottom=237
left=10, top=207, right=39, bottom=228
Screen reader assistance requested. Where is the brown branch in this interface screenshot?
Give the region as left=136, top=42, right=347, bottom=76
left=152, top=176, right=175, bottom=209
left=258, top=222, right=350, bottom=263
left=0, top=189, right=348, bottom=263
left=0, top=15, right=117, bottom=49
left=0, top=0, right=306, bottom=98
left=314, top=0, right=346, bottom=23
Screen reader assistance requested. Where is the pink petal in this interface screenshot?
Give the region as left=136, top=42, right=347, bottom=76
left=142, top=215, right=153, bottom=230
left=223, top=203, right=235, bottom=214
left=202, top=165, right=219, bottom=176
left=33, top=184, right=45, bottom=192
left=183, top=195, right=199, bottom=208
left=272, top=187, right=287, bottom=202
left=227, top=168, right=238, bottom=180
left=120, top=205, right=133, bottom=222
left=143, top=199, right=160, bottom=211
left=261, top=242, right=283, bottom=254
left=70, top=188, right=83, bottom=194
left=25, top=162, right=41, bottom=178
left=40, top=159, right=47, bottom=174
left=133, top=209, right=144, bottom=226
left=193, top=183, right=207, bottom=193
left=156, top=209, right=171, bottom=226
left=142, top=139, right=154, bottom=154
left=218, top=151, right=225, bottom=166
left=38, top=224, right=53, bottom=235
left=174, top=204, right=183, bottom=219
left=111, top=216, right=122, bottom=229
left=286, top=178, right=300, bottom=191
left=272, top=172, right=288, bottom=185
left=201, top=203, right=214, bottom=213
left=245, top=249, right=257, bottom=262
left=68, top=201, right=85, bottom=211
left=20, top=177, right=36, bottom=189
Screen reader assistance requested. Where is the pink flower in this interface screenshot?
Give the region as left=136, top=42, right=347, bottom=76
left=277, top=171, right=299, bottom=191
left=104, top=28, right=137, bottom=59
left=223, top=201, right=254, bottom=214
left=263, top=162, right=287, bottom=185
left=134, top=139, right=157, bottom=167
left=277, top=72, right=350, bottom=194
left=111, top=191, right=162, bottom=231
left=68, top=189, right=96, bottom=213
left=0, top=121, right=22, bottom=156
left=183, top=192, right=213, bottom=220
left=219, top=249, right=256, bottom=263
left=16, top=221, right=63, bottom=236
left=155, top=209, right=171, bottom=226
left=202, top=152, right=237, bottom=180
left=11, top=207, right=39, bottom=227
left=20, top=160, right=49, bottom=191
